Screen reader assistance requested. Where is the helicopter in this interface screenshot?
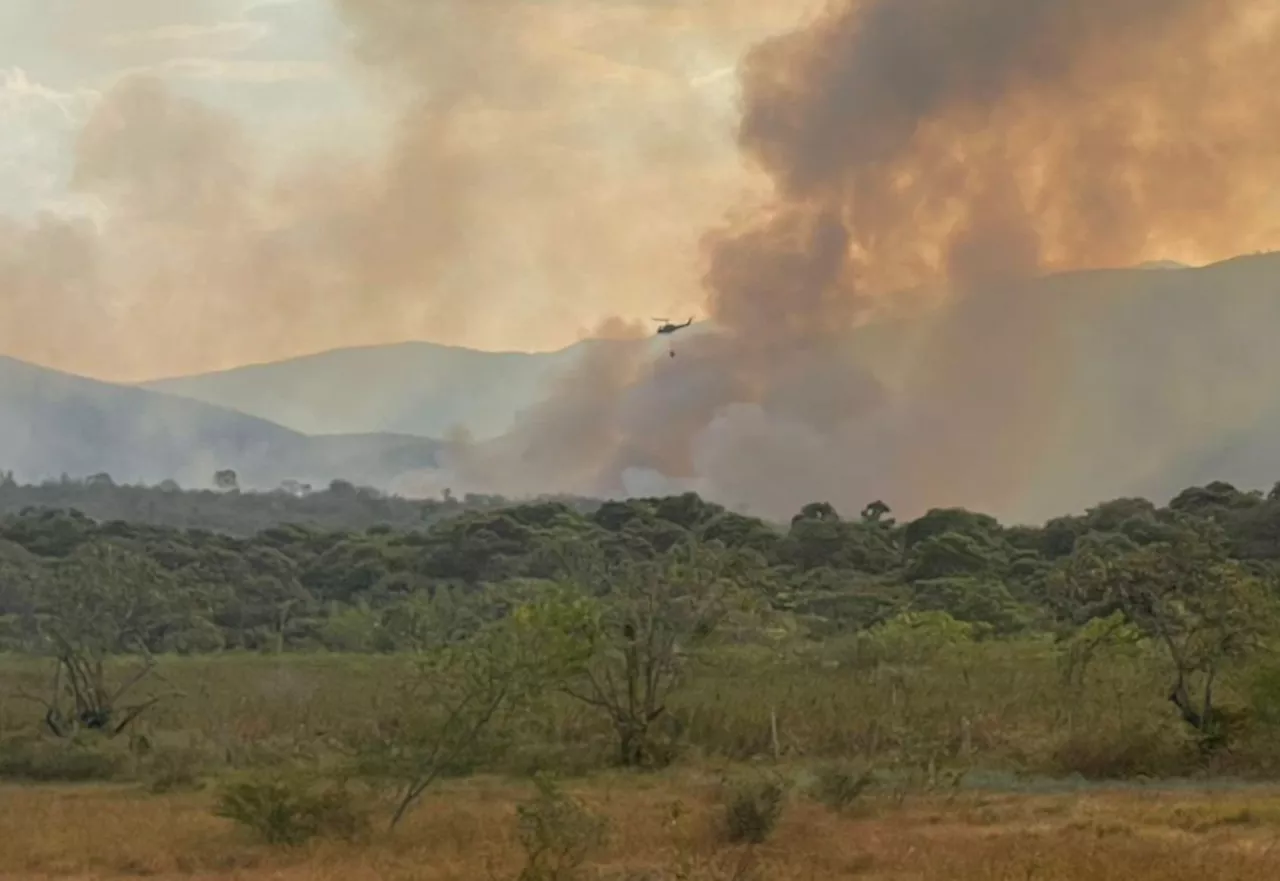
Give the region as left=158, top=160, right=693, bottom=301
left=652, top=317, right=693, bottom=358
left=652, top=317, right=693, bottom=335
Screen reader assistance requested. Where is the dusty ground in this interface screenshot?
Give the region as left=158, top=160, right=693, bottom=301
left=2, top=775, right=1279, bottom=880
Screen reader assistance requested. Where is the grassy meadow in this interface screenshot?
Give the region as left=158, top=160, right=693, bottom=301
left=0, top=642, right=1254, bottom=781
left=1, top=642, right=1279, bottom=880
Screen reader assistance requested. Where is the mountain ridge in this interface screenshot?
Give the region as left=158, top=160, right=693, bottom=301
left=138, top=330, right=700, bottom=440
left=8, top=252, right=1280, bottom=519
left=0, top=355, right=442, bottom=491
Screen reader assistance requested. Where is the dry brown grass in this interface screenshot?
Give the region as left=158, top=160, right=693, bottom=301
left=2, top=775, right=1279, bottom=881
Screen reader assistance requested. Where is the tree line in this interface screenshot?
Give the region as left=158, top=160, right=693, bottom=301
left=2, top=475, right=1280, bottom=770
left=0, top=469, right=598, bottom=534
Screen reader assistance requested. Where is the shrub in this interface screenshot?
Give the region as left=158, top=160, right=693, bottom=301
left=1248, top=662, right=1280, bottom=727
left=1049, top=725, right=1193, bottom=779
left=145, top=746, right=207, bottom=794
left=0, top=736, right=124, bottom=782
left=213, top=773, right=370, bottom=846
left=516, top=776, right=609, bottom=881
left=722, top=778, right=786, bottom=844
left=810, top=762, right=875, bottom=813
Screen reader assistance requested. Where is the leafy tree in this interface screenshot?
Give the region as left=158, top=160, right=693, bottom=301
left=354, top=601, right=590, bottom=828
left=779, top=566, right=907, bottom=637
left=1051, top=522, right=1275, bottom=744
left=782, top=503, right=898, bottom=574
left=1083, top=498, right=1161, bottom=533
left=909, top=577, right=1033, bottom=634
left=556, top=542, right=735, bottom=767
left=697, top=510, right=780, bottom=556
left=857, top=610, right=977, bottom=667
left=220, top=546, right=316, bottom=652
left=903, top=508, right=1001, bottom=550
left=792, top=501, right=839, bottom=526
left=0, top=538, right=38, bottom=617
left=653, top=492, right=724, bottom=531
left=6, top=474, right=1280, bottom=676
left=1054, top=611, right=1143, bottom=691
left=861, top=500, right=894, bottom=525
left=318, top=603, right=382, bottom=652
left=1168, top=481, right=1261, bottom=519
left=904, top=531, right=1007, bottom=582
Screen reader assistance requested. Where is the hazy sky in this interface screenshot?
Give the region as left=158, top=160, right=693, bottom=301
left=0, top=0, right=811, bottom=381
left=1, top=1, right=352, bottom=212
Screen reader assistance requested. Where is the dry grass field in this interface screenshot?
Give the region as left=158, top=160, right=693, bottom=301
left=1, top=647, right=1278, bottom=881
left=2, top=774, right=1279, bottom=881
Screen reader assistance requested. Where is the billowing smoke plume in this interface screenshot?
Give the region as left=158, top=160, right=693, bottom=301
left=439, top=0, right=1280, bottom=520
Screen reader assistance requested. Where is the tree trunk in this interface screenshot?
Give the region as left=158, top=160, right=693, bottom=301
left=616, top=720, right=648, bottom=767
left=1168, top=676, right=1204, bottom=730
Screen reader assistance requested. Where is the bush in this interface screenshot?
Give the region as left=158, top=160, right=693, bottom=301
left=810, top=762, right=875, bottom=813
left=1248, top=662, right=1280, bottom=727
left=213, top=773, right=370, bottom=846
left=1049, top=725, right=1193, bottom=779
left=144, top=746, right=207, bottom=794
left=516, top=776, right=609, bottom=881
left=722, top=778, right=786, bottom=844
left=0, top=736, right=124, bottom=782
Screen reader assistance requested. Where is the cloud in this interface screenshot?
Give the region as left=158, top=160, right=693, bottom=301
left=0, top=0, right=794, bottom=382
left=131, top=57, right=333, bottom=83
left=1, top=67, right=98, bottom=121
left=42, top=0, right=318, bottom=78
left=52, top=0, right=234, bottom=32
left=86, top=4, right=333, bottom=85
left=100, top=21, right=271, bottom=56
left=0, top=68, right=98, bottom=213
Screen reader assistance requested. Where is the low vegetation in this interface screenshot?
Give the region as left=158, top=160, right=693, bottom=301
left=2, top=475, right=1280, bottom=877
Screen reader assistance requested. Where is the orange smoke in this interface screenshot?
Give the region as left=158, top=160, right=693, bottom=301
left=445, top=0, right=1280, bottom=520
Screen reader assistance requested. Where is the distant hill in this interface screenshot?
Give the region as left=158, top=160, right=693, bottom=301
left=141, top=341, right=592, bottom=440
left=996, top=252, right=1280, bottom=520
left=140, top=332, right=705, bottom=440
left=13, top=252, right=1280, bottom=520
left=0, top=356, right=442, bottom=490
left=832, top=251, right=1280, bottom=521
left=1142, top=395, right=1280, bottom=502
